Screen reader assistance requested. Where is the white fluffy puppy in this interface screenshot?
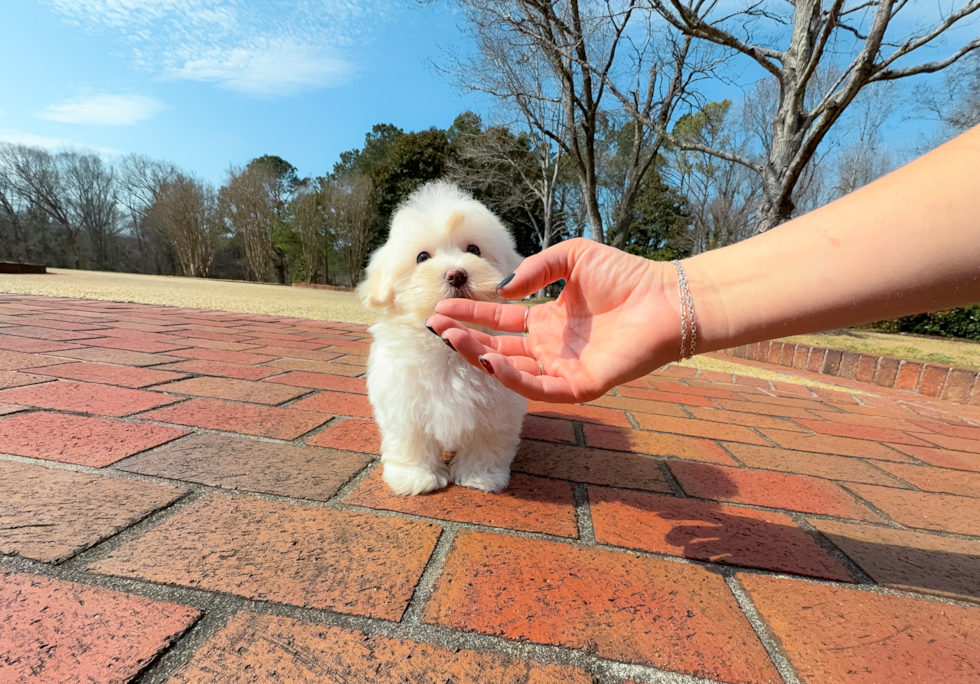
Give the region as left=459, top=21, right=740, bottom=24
left=358, top=181, right=528, bottom=495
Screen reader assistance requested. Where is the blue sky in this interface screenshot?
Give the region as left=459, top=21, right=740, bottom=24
left=1, top=1, right=487, bottom=184
left=1, top=1, right=976, bottom=186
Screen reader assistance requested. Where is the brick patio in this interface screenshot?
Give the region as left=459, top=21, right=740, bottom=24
left=1, top=293, right=980, bottom=684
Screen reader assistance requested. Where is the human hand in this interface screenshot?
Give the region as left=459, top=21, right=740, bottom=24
left=425, top=238, right=684, bottom=403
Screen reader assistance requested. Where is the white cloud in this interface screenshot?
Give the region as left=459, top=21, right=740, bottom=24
left=46, top=0, right=385, bottom=97
left=0, top=130, right=120, bottom=155
left=37, top=94, right=164, bottom=126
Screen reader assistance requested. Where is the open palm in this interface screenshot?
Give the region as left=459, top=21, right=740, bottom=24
left=427, top=239, right=684, bottom=403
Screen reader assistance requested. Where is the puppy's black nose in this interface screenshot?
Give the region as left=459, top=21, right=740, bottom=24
left=446, top=268, right=468, bottom=288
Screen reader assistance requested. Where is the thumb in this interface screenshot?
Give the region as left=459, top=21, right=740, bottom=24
left=496, top=238, right=594, bottom=299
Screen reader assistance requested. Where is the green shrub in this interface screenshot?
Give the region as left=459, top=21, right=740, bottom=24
left=867, top=305, right=980, bottom=340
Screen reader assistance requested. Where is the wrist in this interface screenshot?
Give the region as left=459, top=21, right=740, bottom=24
left=672, top=255, right=733, bottom=357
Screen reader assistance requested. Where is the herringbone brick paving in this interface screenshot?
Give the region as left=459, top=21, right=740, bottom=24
left=1, top=293, right=980, bottom=683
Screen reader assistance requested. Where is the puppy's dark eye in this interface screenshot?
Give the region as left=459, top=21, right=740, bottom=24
left=466, top=245, right=481, bottom=257
left=416, top=252, right=430, bottom=264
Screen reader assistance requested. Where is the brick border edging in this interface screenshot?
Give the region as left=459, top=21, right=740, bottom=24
left=291, top=283, right=356, bottom=293
left=718, top=341, right=980, bottom=406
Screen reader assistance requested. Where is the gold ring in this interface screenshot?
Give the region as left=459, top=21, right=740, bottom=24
left=524, top=306, right=530, bottom=335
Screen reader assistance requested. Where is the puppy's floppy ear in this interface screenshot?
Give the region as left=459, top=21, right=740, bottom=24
left=357, top=246, right=396, bottom=311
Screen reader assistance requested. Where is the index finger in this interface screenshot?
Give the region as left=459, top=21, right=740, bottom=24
left=434, top=299, right=529, bottom=334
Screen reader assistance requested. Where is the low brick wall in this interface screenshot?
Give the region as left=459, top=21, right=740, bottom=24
left=0, top=262, right=46, bottom=274
left=291, top=283, right=356, bottom=293
left=718, top=341, right=980, bottom=406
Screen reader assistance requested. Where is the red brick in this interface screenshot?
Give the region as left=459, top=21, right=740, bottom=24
left=669, top=461, right=882, bottom=520
left=761, top=428, right=911, bottom=462
left=0, top=572, right=199, bottom=684
left=306, top=418, right=381, bottom=453
left=513, top=440, right=670, bottom=492
left=520, top=414, right=575, bottom=444
left=754, top=340, right=770, bottom=362
left=821, top=348, right=843, bottom=375
left=912, top=420, right=980, bottom=440
left=0, top=379, right=178, bottom=416
left=262, top=357, right=363, bottom=377
left=164, top=335, right=260, bottom=352
left=725, top=442, right=906, bottom=486
left=139, top=398, right=328, bottom=439
left=172, top=347, right=277, bottom=365
left=424, top=531, right=780, bottom=683
left=807, top=347, right=828, bottom=373
left=251, top=345, right=351, bottom=362
left=610, top=385, right=717, bottom=407
left=0, top=350, right=63, bottom=370
left=29, top=361, right=187, bottom=388
left=770, top=381, right=813, bottom=396
left=889, top=443, right=980, bottom=472
left=89, top=494, right=440, bottom=620
left=348, top=469, right=577, bottom=537
left=686, top=406, right=806, bottom=432
left=583, top=423, right=735, bottom=464
left=874, top=462, right=980, bottom=498
left=740, top=573, right=980, bottom=684
left=0, top=334, right=81, bottom=353
left=711, top=397, right=818, bottom=420
left=893, top=360, right=923, bottom=390
left=50, top=346, right=186, bottom=366
left=811, top=519, right=980, bottom=601
left=918, top=432, right=980, bottom=454
left=918, top=363, right=950, bottom=397
left=810, top=409, right=930, bottom=433
left=845, top=483, right=980, bottom=535
left=793, top=418, right=932, bottom=446
left=590, top=487, right=852, bottom=580
left=267, top=370, right=367, bottom=394
left=118, top=433, right=371, bottom=501
left=526, top=400, right=631, bottom=427
left=0, top=412, right=188, bottom=466
left=768, top=342, right=783, bottom=365
left=0, top=325, right=99, bottom=341
left=873, top=356, right=901, bottom=387
left=645, top=382, right=740, bottom=401
left=154, top=359, right=282, bottom=381
left=290, top=389, right=373, bottom=418
left=587, top=394, right=687, bottom=417
left=740, top=393, right=829, bottom=410
left=779, top=343, right=795, bottom=366
left=0, top=460, right=184, bottom=562
left=632, top=412, right=767, bottom=445
left=791, top=345, right=809, bottom=369
left=156, top=376, right=308, bottom=405
left=0, top=370, right=53, bottom=389
left=79, top=336, right=189, bottom=353
left=855, top=354, right=877, bottom=382
left=0, top=403, right=25, bottom=415
left=171, top=612, right=593, bottom=684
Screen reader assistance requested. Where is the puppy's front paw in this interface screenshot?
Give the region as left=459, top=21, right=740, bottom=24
left=382, top=462, right=449, bottom=495
left=453, top=467, right=510, bottom=493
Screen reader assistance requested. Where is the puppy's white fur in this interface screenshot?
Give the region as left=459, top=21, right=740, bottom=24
left=358, top=182, right=528, bottom=495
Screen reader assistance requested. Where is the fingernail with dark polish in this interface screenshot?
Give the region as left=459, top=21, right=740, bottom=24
left=478, top=356, right=494, bottom=375
left=496, top=273, right=515, bottom=290
left=443, top=337, right=456, bottom=351
left=426, top=325, right=439, bottom=336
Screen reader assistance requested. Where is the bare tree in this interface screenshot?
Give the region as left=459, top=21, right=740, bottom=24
left=219, top=163, right=277, bottom=282
left=323, top=173, right=376, bottom=287
left=0, top=144, right=82, bottom=267
left=61, top=152, right=120, bottom=270
left=449, top=121, right=568, bottom=252
left=118, top=154, right=180, bottom=272
left=291, top=186, right=326, bottom=284
left=649, top=0, right=980, bottom=232
left=445, top=0, right=704, bottom=247
left=917, top=51, right=980, bottom=137
left=147, top=174, right=220, bottom=277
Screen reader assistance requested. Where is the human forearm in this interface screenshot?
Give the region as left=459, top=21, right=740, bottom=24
left=685, top=125, right=980, bottom=353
